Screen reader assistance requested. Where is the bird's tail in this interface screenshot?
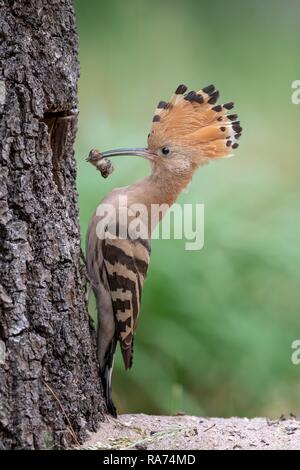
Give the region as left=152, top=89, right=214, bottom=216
left=100, top=336, right=118, bottom=417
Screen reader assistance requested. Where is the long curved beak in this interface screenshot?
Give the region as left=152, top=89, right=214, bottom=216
left=99, top=147, right=154, bottom=160
left=87, top=148, right=154, bottom=164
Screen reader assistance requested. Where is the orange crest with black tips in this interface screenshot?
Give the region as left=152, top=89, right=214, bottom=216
left=148, top=84, right=242, bottom=162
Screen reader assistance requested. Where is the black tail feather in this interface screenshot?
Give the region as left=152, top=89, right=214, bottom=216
left=100, top=336, right=117, bottom=417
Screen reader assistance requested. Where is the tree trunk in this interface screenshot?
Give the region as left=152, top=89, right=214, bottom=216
left=0, top=0, right=105, bottom=449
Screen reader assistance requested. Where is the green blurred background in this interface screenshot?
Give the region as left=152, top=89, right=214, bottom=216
left=74, top=0, right=300, bottom=417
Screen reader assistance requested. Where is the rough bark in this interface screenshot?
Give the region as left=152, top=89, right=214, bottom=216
left=0, top=0, right=105, bottom=449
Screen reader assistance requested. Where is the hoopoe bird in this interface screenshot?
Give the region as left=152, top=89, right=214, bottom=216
left=86, top=84, right=242, bottom=416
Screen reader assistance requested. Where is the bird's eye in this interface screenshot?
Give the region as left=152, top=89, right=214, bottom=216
left=161, top=147, right=170, bottom=156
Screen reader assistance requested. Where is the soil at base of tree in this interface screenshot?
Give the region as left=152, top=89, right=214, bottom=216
left=82, top=413, right=300, bottom=450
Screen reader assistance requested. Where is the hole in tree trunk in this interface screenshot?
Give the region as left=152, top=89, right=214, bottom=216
left=42, top=110, right=77, bottom=194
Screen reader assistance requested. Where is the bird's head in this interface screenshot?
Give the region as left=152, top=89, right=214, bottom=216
left=94, top=84, right=242, bottom=179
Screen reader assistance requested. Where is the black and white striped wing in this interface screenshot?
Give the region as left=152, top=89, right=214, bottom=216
left=102, top=236, right=151, bottom=369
